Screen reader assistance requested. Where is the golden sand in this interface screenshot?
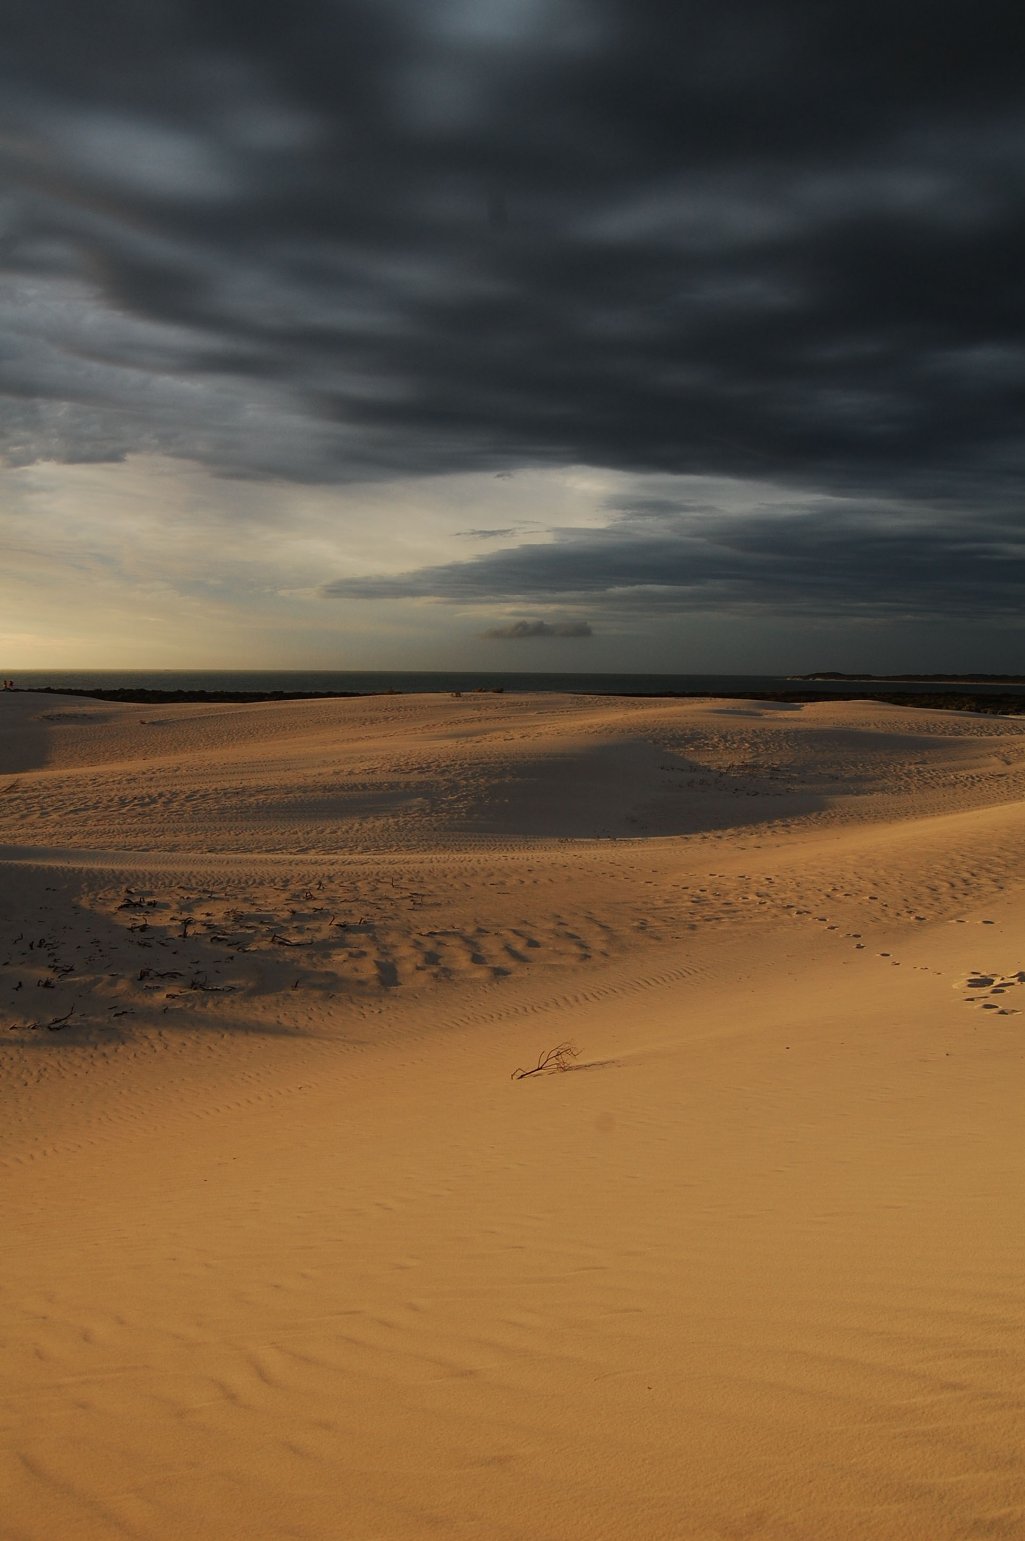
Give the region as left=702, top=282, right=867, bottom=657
left=2, top=690, right=1024, bottom=1538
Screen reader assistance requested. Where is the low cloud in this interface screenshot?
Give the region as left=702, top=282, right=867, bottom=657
left=457, top=527, right=520, bottom=540
left=483, top=619, right=593, bottom=639
left=323, top=480, right=1025, bottom=623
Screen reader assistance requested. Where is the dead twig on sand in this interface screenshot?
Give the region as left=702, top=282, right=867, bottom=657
left=511, top=1042, right=580, bottom=1080
left=13, top=1005, right=79, bottom=1032
left=385, top=877, right=427, bottom=909
left=187, top=974, right=236, bottom=993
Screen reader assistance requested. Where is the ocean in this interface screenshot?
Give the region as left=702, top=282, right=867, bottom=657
left=7, top=670, right=1022, bottom=698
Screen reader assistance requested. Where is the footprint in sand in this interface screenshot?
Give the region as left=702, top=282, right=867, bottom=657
left=959, top=969, right=1025, bottom=1013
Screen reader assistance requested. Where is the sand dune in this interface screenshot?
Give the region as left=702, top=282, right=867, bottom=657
left=2, top=690, right=1024, bottom=1538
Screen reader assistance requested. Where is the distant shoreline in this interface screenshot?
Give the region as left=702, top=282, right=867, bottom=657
left=14, top=683, right=1025, bottom=715
left=21, top=686, right=365, bottom=704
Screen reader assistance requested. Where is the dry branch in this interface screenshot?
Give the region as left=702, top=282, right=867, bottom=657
left=511, top=1042, right=580, bottom=1080
left=45, top=1006, right=76, bottom=1031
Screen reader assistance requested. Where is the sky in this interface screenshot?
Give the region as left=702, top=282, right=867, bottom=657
left=2, top=0, right=1024, bottom=673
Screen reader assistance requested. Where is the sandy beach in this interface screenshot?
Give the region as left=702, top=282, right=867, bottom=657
left=2, top=688, right=1024, bottom=1540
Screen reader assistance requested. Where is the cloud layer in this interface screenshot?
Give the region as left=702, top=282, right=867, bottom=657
left=3, top=1, right=1024, bottom=651
left=3, top=1, right=1024, bottom=500
left=323, top=477, right=1025, bottom=624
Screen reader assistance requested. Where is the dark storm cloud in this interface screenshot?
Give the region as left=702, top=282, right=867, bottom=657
left=2, top=0, right=1023, bottom=487
left=2, top=0, right=1025, bottom=619
left=484, top=619, right=593, bottom=638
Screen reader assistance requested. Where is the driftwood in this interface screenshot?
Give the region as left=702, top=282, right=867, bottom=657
left=511, top=1042, right=580, bottom=1080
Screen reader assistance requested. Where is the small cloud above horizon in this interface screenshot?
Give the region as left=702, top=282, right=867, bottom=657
left=483, top=620, right=593, bottom=640
left=457, top=527, right=518, bottom=540
left=456, top=522, right=544, bottom=540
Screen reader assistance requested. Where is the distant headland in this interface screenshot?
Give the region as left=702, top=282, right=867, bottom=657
left=795, top=672, right=1025, bottom=685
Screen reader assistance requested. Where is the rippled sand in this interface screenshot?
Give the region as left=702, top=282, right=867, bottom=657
left=3, top=690, right=1024, bottom=1539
